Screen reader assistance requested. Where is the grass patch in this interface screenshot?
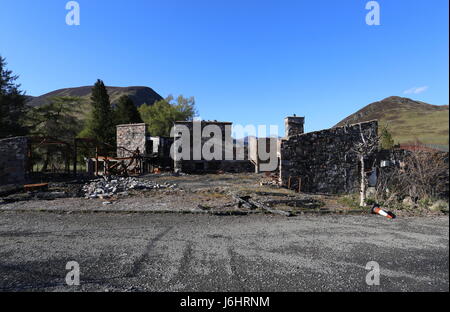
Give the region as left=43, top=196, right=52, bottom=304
left=380, top=109, right=449, bottom=145
left=337, top=194, right=364, bottom=210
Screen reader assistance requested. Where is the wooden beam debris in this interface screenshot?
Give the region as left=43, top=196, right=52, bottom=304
left=230, top=193, right=292, bottom=217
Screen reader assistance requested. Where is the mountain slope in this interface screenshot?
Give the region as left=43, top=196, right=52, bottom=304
left=335, top=96, right=449, bottom=146
left=28, top=86, right=163, bottom=107
left=27, top=85, right=163, bottom=121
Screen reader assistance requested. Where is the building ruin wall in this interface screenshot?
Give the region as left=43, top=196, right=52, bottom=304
left=280, top=120, right=378, bottom=194
left=0, top=136, right=29, bottom=186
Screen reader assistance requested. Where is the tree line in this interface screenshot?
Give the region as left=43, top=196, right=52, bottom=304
left=0, top=55, right=196, bottom=145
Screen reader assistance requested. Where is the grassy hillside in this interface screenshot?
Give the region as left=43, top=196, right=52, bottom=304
left=27, top=86, right=163, bottom=119
left=335, top=96, right=449, bottom=146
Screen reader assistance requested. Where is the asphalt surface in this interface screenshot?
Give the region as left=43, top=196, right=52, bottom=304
left=0, top=211, right=448, bottom=292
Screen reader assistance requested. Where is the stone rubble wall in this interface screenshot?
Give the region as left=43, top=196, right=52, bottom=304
left=116, top=123, right=148, bottom=158
left=280, top=121, right=378, bottom=194
left=177, top=159, right=254, bottom=173
left=173, top=121, right=254, bottom=173
left=0, top=136, right=29, bottom=186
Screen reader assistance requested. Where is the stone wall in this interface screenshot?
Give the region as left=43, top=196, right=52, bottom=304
left=280, top=121, right=378, bottom=194
left=173, top=121, right=254, bottom=173
left=0, top=136, right=29, bottom=186
left=116, top=123, right=148, bottom=157
left=177, top=160, right=254, bottom=173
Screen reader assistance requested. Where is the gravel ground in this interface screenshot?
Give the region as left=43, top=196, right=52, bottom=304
left=0, top=173, right=365, bottom=215
left=0, top=212, right=448, bottom=292
left=2, top=174, right=445, bottom=217
left=0, top=191, right=210, bottom=213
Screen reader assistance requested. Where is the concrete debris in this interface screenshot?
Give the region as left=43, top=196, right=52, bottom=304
left=83, top=176, right=177, bottom=199
left=259, top=173, right=280, bottom=187
left=259, top=179, right=279, bottom=187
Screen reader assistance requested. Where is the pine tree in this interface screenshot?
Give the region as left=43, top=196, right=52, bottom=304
left=81, top=79, right=115, bottom=146
left=0, top=55, right=28, bottom=138
left=114, top=95, right=143, bottom=125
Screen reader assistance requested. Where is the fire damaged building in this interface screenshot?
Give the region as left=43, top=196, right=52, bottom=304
left=172, top=120, right=254, bottom=173
left=0, top=136, right=29, bottom=186
left=1, top=115, right=383, bottom=196
left=279, top=118, right=379, bottom=194
left=116, top=123, right=173, bottom=173
left=98, top=117, right=381, bottom=194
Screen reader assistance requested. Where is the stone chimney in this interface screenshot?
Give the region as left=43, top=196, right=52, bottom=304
left=116, top=123, right=148, bottom=157
left=284, top=115, right=305, bottom=137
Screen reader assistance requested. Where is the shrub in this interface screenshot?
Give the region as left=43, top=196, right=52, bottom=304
left=376, top=150, right=449, bottom=209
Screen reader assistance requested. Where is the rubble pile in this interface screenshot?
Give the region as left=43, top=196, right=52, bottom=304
left=260, top=179, right=279, bottom=187
left=83, top=176, right=177, bottom=199
left=259, top=175, right=280, bottom=187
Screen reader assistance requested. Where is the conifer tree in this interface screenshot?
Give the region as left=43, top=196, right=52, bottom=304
left=0, top=55, right=28, bottom=138
left=81, top=79, right=115, bottom=146
left=115, top=95, right=143, bottom=125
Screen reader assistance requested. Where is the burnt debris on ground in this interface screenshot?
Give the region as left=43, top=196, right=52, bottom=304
left=82, top=176, right=178, bottom=199
left=1, top=173, right=446, bottom=216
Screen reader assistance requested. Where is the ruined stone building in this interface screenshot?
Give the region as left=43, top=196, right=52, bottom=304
left=0, top=136, right=29, bottom=185
left=115, top=117, right=379, bottom=194
left=279, top=118, right=378, bottom=194
left=173, top=120, right=254, bottom=173
left=116, top=123, right=148, bottom=158
left=1, top=116, right=379, bottom=196
left=116, top=123, right=173, bottom=173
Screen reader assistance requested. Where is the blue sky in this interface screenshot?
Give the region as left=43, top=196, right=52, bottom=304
left=1, top=0, right=448, bottom=135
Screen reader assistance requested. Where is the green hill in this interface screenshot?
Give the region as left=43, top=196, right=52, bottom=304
left=27, top=86, right=163, bottom=119
left=335, top=96, right=449, bottom=146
